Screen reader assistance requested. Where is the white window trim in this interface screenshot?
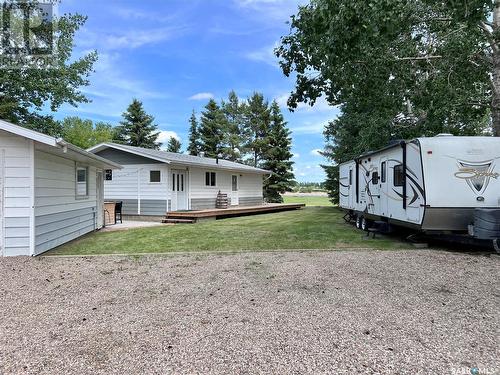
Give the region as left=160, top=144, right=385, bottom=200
left=149, top=170, right=162, bottom=184
left=75, top=165, right=89, bottom=199
left=205, top=171, right=217, bottom=188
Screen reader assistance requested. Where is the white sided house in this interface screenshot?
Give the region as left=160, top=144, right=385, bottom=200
left=87, top=143, right=270, bottom=216
left=0, top=120, right=121, bottom=256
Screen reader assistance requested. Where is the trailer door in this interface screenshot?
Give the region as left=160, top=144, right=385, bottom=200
left=380, top=157, right=389, bottom=217
left=348, top=167, right=354, bottom=209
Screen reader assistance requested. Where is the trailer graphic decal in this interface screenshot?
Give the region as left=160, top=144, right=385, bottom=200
left=455, top=160, right=499, bottom=194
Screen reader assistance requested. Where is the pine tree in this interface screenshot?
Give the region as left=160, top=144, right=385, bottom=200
left=221, top=90, right=244, bottom=161
left=243, top=92, right=270, bottom=167
left=117, top=99, right=161, bottom=149
left=166, top=137, right=182, bottom=153
left=262, top=101, right=295, bottom=203
left=187, top=110, right=201, bottom=156
left=199, top=99, right=226, bottom=158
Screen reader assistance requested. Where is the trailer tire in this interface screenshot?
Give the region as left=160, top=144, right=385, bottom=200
left=355, top=215, right=362, bottom=230
left=474, top=209, right=500, bottom=240
left=361, top=217, right=371, bottom=231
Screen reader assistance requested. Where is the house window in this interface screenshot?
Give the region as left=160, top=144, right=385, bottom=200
left=150, top=170, right=161, bottom=183
left=372, top=171, right=379, bottom=185
left=105, top=169, right=112, bottom=181
left=393, top=164, right=404, bottom=187
left=76, top=167, right=88, bottom=197
left=205, top=171, right=216, bottom=186
left=381, top=162, right=386, bottom=183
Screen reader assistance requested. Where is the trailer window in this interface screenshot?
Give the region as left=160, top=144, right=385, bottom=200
left=381, top=162, right=386, bottom=183
left=393, top=164, right=404, bottom=187
left=372, top=171, right=379, bottom=185
left=349, top=170, right=352, bottom=185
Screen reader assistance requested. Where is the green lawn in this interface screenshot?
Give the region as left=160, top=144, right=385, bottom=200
left=48, top=207, right=407, bottom=256
left=282, top=195, right=332, bottom=206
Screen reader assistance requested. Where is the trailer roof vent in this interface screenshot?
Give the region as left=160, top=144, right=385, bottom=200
left=435, top=133, right=454, bottom=137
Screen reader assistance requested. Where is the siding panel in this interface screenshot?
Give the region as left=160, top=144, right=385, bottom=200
left=0, top=130, right=32, bottom=256
left=34, top=149, right=98, bottom=255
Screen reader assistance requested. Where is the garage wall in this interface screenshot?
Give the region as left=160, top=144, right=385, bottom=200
left=0, top=130, right=33, bottom=256
left=34, top=149, right=98, bottom=255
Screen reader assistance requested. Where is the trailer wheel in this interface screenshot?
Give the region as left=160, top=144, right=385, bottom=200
left=361, top=217, right=371, bottom=231
left=355, top=215, right=362, bottom=230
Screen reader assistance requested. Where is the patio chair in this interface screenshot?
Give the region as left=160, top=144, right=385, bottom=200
left=115, top=201, right=123, bottom=224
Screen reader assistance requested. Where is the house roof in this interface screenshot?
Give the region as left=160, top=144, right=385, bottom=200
left=88, top=143, right=271, bottom=174
left=0, top=119, right=122, bottom=169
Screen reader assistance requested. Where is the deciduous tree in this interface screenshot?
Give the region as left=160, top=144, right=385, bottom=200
left=61, top=117, right=114, bottom=149
left=0, top=3, right=97, bottom=135
left=276, top=0, right=497, bottom=202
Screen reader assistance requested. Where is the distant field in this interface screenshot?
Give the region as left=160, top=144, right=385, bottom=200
left=282, top=195, right=332, bottom=206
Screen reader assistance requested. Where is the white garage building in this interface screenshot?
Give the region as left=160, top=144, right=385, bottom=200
left=0, top=120, right=121, bottom=256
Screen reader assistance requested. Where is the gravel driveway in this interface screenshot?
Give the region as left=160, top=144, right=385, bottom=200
left=0, top=250, right=498, bottom=375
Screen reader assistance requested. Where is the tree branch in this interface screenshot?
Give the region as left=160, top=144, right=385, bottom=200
left=395, top=55, right=443, bottom=61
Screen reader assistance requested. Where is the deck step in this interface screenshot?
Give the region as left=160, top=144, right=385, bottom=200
left=162, top=218, right=195, bottom=224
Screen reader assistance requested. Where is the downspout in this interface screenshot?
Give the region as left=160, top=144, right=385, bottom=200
left=401, top=141, right=407, bottom=210
left=137, top=168, right=141, bottom=215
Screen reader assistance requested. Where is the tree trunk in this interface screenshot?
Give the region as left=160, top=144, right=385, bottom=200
left=491, top=1, right=500, bottom=136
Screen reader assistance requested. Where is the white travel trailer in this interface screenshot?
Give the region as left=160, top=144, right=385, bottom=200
left=339, top=135, right=500, bottom=244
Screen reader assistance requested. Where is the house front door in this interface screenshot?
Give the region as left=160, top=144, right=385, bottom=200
left=231, top=175, right=239, bottom=205
left=171, top=170, right=188, bottom=211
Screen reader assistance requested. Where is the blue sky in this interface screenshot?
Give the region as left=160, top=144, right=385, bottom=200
left=55, top=0, right=340, bottom=182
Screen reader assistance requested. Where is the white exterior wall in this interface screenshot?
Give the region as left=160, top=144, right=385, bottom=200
left=339, top=141, right=425, bottom=225
left=188, top=167, right=263, bottom=209
left=0, top=130, right=33, bottom=256
left=103, top=164, right=169, bottom=215
left=420, top=137, right=500, bottom=208
left=34, top=149, right=99, bottom=255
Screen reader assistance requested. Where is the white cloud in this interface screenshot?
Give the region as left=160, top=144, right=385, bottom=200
left=157, top=131, right=181, bottom=148
left=112, top=7, right=176, bottom=23
left=77, top=25, right=188, bottom=51
left=233, top=0, right=306, bottom=22
left=290, top=121, right=327, bottom=135
left=188, top=92, right=215, bottom=101
left=310, top=149, right=322, bottom=156
left=245, top=43, right=279, bottom=67
left=60, top=52, right=169, bottom=119
left=276, top=93, right=335, bottom=113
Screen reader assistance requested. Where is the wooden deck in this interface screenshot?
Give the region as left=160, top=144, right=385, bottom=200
left=163, top=203, right=305, bottom=223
